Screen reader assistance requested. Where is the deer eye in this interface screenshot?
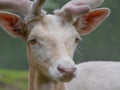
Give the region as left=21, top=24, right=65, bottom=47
left=29, top=39, right=37, bottom=45
left=75, top=38, right=80, bottom=44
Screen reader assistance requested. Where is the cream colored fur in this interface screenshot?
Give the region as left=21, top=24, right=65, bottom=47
left=0, top=0, right=113, bottom=90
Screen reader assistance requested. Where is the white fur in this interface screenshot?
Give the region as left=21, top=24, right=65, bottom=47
left=0, top=0, right=112, bottom=90
left=65, top=61, right=120, bottom=90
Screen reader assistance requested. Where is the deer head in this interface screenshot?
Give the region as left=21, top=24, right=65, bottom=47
left=0, top=0, right=110, bottom=82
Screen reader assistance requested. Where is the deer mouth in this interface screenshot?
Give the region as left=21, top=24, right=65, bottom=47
left=51, top=71, right=77, bottom=82
left=58, top=73, right=76, bottom=82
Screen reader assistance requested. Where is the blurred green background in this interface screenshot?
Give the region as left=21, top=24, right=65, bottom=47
left=0, top=0, right=119, bottom=70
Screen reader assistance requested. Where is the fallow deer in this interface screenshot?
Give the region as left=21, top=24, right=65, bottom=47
left=1, top=0, right=119, bottom=90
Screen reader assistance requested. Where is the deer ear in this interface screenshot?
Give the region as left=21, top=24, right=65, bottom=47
left=0, top=12, right=27, bottom=39
left=73, top=8, right=110, bottom=36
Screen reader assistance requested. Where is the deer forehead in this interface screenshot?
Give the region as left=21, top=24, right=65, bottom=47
left=28, top=15, right=79, bottom=42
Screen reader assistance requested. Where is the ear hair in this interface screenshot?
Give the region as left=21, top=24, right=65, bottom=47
left=0, top=11, right=27, bottom=39
left=73, top=8, right=110, bottom=36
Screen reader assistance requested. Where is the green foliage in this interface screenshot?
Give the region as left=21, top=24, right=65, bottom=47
left=0, top=69, right=28, bottom=90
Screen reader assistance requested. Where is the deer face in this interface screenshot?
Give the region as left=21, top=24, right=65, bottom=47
left=0, top=0, right=110, bottom=82
left=27, top=15, right=79, bottom=81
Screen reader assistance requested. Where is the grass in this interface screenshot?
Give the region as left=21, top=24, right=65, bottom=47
left=0, top=69, right=28, bottom=90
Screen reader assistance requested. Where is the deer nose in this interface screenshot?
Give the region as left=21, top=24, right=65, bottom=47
left=57, top=65, right=77, bottom=78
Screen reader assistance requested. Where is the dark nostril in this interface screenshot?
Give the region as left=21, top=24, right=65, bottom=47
left=57, top=65, right=66, bottom=73
left=57, top=65, right=77, bottom=74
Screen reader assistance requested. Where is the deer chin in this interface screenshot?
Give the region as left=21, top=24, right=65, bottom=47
left=50, top=73, right=76, bottom=82
left=58, top=76, right=76, bottom=82
left=57, top=72, right=77, bottom=82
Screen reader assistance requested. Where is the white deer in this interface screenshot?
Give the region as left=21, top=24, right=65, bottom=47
left=1, top=0, right=120, bottom=90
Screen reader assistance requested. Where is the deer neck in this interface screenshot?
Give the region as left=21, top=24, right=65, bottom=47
left=27, top=45, right=65, bottom=90
left=28, top=67, right=65, bottom=90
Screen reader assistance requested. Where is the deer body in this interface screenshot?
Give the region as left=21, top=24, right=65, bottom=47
left=0, top=0, right=112, bottom=90
left=28, top=61, right=120, bottom=90
left=65, top=61, right=120, bottom=90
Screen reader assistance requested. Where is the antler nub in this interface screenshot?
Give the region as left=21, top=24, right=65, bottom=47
left=0, top=0, right=32, bottom=15
left=0, top=0, right=46, bottom=21
left=55, top=0, right=104, bottom=17
left=64, top=5, right=91, bottom=16
left=32, top=0, right=46, bottom=16
left=70, top=0, right=104, bottom=9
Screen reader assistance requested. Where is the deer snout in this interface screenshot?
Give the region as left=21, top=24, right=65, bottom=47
left=57, top=65, right=77, bottom=79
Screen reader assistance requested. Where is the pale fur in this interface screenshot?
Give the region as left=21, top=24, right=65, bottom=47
left=65, top=61, right=120, bottom=90
left=0, top=0, right=113, bottom=90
